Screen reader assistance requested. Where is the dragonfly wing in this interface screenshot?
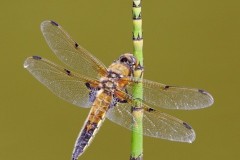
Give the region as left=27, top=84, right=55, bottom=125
left=126, top=79, right=214, bottom=110
left=24, top=56, right=100, bottom=108
left=41, top=20, right=108, bottom=79
left=142, top=104, right=195, bottom=143
left=106, top=91, right=195, bottom=143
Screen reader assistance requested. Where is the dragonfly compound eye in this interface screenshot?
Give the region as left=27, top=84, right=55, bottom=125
left=120, top=57, right=129, bottom=63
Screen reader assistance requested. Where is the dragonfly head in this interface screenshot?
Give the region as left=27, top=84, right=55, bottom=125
left=118, top=53, right=137, bottom=70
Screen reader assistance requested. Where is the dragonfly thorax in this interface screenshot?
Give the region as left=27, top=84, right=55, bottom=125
left=100, top=77, right=117, bottom=92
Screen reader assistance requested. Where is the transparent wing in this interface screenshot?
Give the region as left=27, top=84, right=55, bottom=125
left=24, top=56, right=100, bottom=108
left=127, top=79, right=214, bottom=110
left=107, top=91, right=195, bottom=143
left=41, top=20, right=108, bottom=79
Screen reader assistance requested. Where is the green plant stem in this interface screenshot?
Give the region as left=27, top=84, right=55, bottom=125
left=130, top=0, right=144, bottom=160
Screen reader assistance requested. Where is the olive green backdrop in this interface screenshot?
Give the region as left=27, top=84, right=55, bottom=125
left=0, top=0, right=239, bottom=160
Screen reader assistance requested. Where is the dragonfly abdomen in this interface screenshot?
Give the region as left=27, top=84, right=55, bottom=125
left=72, top=90, right=112, bottom=160
left=72, top=120, right=103, bottom=160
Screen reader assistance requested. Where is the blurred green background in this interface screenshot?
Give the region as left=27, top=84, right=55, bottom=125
left=0, top=0, right=239, bottom=159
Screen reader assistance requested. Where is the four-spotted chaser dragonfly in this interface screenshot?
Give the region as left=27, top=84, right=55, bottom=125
left=24, top=20, right=214, bottom=160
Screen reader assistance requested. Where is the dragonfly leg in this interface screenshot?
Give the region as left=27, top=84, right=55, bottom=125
left=133, top=63, right=144, bottom=78
left=109, top=96, right=127, bottom=108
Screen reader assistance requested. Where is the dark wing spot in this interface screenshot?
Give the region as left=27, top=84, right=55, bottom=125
left=183, top=122, right=192, bottom=130
left=164, top=85, right=170, bottom=89
left=75, top=42, right=79, bottom=48
left=50, top=20, right=59, bottom=26
left=147, top=107, right=156, bottom=112
left=198, top=89, right=208, bottom=95
left=32, top=56, right=42, bottom=60
left=64, top=69, right=71, bottom=76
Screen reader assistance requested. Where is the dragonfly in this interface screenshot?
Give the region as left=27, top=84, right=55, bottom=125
left=24, top=20, right=214, bottom=160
